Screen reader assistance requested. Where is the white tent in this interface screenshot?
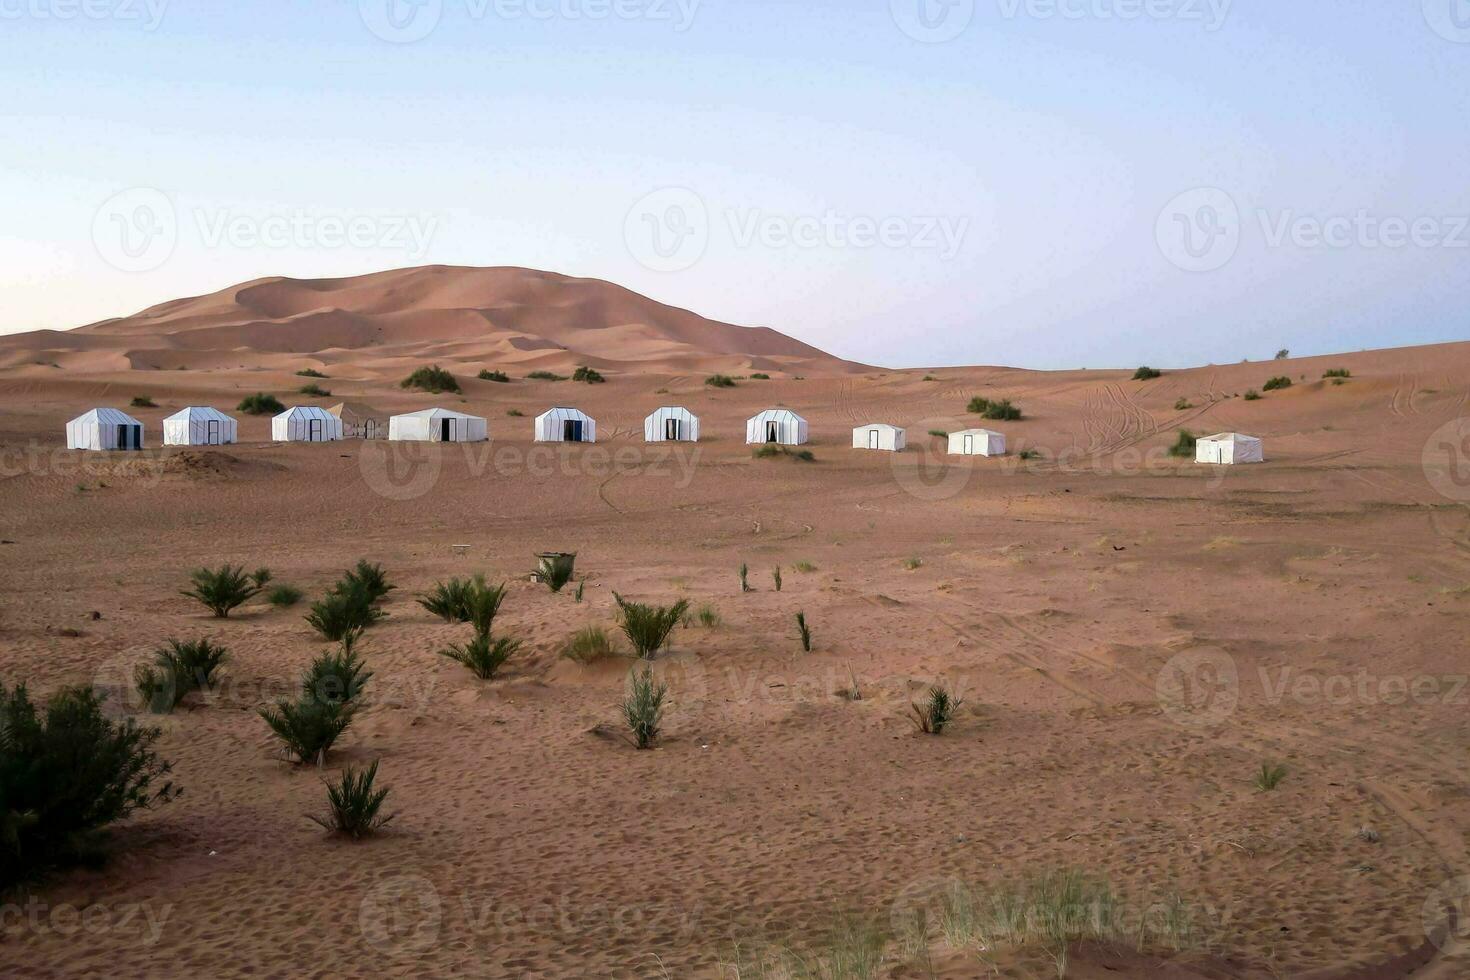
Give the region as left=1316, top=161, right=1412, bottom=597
left=389, top=408, right=488, bottom=443
left=644, top=406, right=700, bottom=442
left=328, top=401, right=387, bottom=440
left=271, top=406, right=344, bottom=442
left=853, top=423, right=905, bottom=452
left=535, top=407, right=596, bottom=443
left=163, top=407, right=237, bottom=446
left=66, top=408, right=143, bottom=451
left=1196, top=432, right=1264, bottom=465
left=948, top=428, right=1006, bottom=456
left=746, top=409, right=809, bottom=446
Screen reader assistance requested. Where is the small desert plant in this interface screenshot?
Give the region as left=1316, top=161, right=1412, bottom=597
left=739, top=563, right=751, bottom=593
left=0, top=683, right=178, bottom=882
left=1174, top=397, right=1193, bottom=411
left=305, top=587, right=382, bottom=641
left=400, top=365, right=460, bottom=394
left=298, top=383, right=331, bottom=397
left=696, top=604, right=720, bottom=628
left=506, top=408, right=524, bottom=416
left=752, top=444, right=781, bottom=459
left=614, top=593, right=690, bottom=659
left=477, top=369, right=510, bottom=382
left=705, top=374, right=737, bottom=388
left=795, top=611, right=812, bottom=652
left=538, top=554, right=577, bottom=593
left=1262, top=375, right=1293, bottom=392
left=1323, top=368, right=1350, bottom=379
left=621, top=666, right=667, bottom=750
left=181, top=565, right=261, bottom=618
left=134, top=638, right=230, bottom=714
left=342, top=560, right=393, bottom=604
left=1255, top=762, right=1288, bottom=791
left=983, top=399, right=1022, bottom=421
left=259, top=698, right=355, bottom=765
left=572, top=365, right=605, bottom=384
left=1132, top=366, right=1162, bottom=381
left=526, top=370, right=567, bottom=381
left=903, top=557, right=923, bottom=570
left=267, top=584, right=303, bottom=607
left=1018, top=448, right=1041, bottom=460
left=1275, top=348, right=1290, bottom=359
left=574, top=579, right=585, bottom=602
left=772, top=566, right=783, bottom=592
left=237, top=392, right=285, bottom=415
left=912, top=684, right=961, bottom=734
left=130, top=395, right=156, bottom=408
left=307, top=760, right=396, bottom=839
left=1243, top=389, right=1262, bottom=401
left=249, top=567, right=273, bottom=588
left=928, top=429, right=948, bottom=438
left=419, top=578, right=475, bottom=622
left=464, top=580, right=508, bottom=637
left=441, top=633, right=521, bottom=680
left=1168, top=429, right=1197, bottom=458
left=302, top=639, right=372, bottom=706
left=562, top=625, right=619, bottom=663
left=295, top=368, right=328, bottom=378
left=793, top=560, right=817, bottom=573
left=750, top=372, right=771, bottom=380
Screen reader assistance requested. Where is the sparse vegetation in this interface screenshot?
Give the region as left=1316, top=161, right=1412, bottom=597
left=968, top=396, right=1023, bottom=420
left=793, top=561, right=817, bottom=573
left=0, top=683, right=178, bottom=882
left=572, top=366, right=605, bottom=384
left=1256, top=762, right=1288, bottom=791
left=1018, top=448, right=1041, bottom=460
left=753, top=445, right=815, bottom=461
left=928, top=429, right=948, bottom=439
left=506, top=408, right=524, bottom=416
left=130, top=395, right=156, bottom=408
left=464, top=580, right=508, bottom=637
left=526, top=370, right=568, bottom=381
left=400, top=365, right=460, bottom=394
left=1323, top=368, right=1351, bottom=379
left=1132, top=367, right=1162, bottom=381
left=614, top=593, right=690, bottom=660
left=477, top=369, right=510, bottom=382
left=419, top=577, right=477, bottom=623
left=1243, top=389, right=1262, bottom=401
left=922, top=374, right=938, bottom=381
left=298, top=383, right=331, bottom=397
left=903, top=557, right=923, bottom=570
left=181, top=564, right=262, bottom=618
left=1275, top=349, right=1290, bottom=360
left=621, top=666, right=667, bottom=750
left=1168, top=430, right=1197, bottom=459
left=772, top=566, right=783, bottom=592
left=696, top=604, right=721, bottom=628
left=538, top=554, right=577, bottom=593
left=267, top=584, right=304, bottom=608
left=441, top=633, right=521, bottom=680
left=295, top=368, right=328, bottom=378
left=911, top=684, right=961, bottom=734
left=795, top=611, right=812, bottom=652
left=562, top=626, right=619, bottom=663
left=574, top=579, right=585, bottom=603
left=305, top=582, right=384, bottom=641
left=134, top=638, right=230, bottom=714
left=307, top=760, right=396, bottom=839
left=260, top=698, right=354, bottom=766
left=237, top=392, right=285, bottom=415
left=1174, top=398, right=1193, bottom=411
left=739, top=563, right=751, bottom=593
left=705, top=374, right=737, bottom=388
left=750, top=372, right=771, bottom=380
left=302, top=637, right=372, bottom=706
left=250, top=568, right=273, bottom=588
left=1262, top=375, right=1293, bottom=392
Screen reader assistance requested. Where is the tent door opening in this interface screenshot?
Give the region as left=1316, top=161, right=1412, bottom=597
left=963, top=434, right=974, bottom=454
left=118, top=424, right=139, bottom=450
left=207, top=420, right=220, bottom=444
left=868, top=429, right=879, bottom=449
left=665, top=418, right=681, bottom=441
left=308, top=419, right=322, bottom=441
left=363, top=420, right=377, bottom=439
left=765, top=421, right=779, bottom=443
left=563, top=419, right=583, bottom=442
left=440, top=418, right=453, bottom=442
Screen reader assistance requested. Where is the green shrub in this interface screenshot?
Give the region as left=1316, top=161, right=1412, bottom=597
left=130, top=395, right=156, bottom=408
left=134, top=638, right=230, bottom=714
left=793, top=561, right=817, bottom=573
left=574, top=580, right=585, bottom=603
left=739, top=563, right=751, bottom=593
left=1018, top=448, right=1040, bottom=460
left=259, top=698, right=354, bottom=765
left=562, top=626, right=619, bottom=663
left=1256, top=762, right=1287, bottom=791
left=928, top=429, right=948, bottom=438
left=981, top=399, right=1022, bottom=421
left=795, top=611, right=812, bottom=652
left=1243, top=389, right=1262, bottom=401
left=911, top=684, right=961, bottom=734
left=298, top=383, right=331, bottom=397
left=526, top=370, right=567, bottom=381
left=295, top=368, right=328, bottom=378
left=477, top=369, right=510, bottom=383
left=1168, top=430, right=1197, bottom=459
left=572, top=366, right=605, bottom=384
left=705, top=374, right=736, bottom=388
left=305, top=587, right=382, bottom=641
left=342, top=560, right=394, bottom=604
left=753, top=445, right=814, bottom=461
left=621, top=666, right=667, bottom=750
left=1262, top=375, right=1293, bottom=392
left=772, top=566, right=783, bottom=592
left=400, top=365, right=460, bottom=394
left=538, top=554, right=576, bottom=593
left=441, top=633, right=521, bottom=679
left=1174, top=398, right=1193, bottom=411
left=507, top=408, right=524, bottom=416
left=1323, top=368, right=1351, bottom=379
left=1275, top=349, right=1290, bottom=360
left=696, top=604, right=720, bottom=628
left=237, top=392, right=285, bottom=415
left=903, top=557, right=923, bottom=570
left=614, top=593, right=690, bottom=660
left=419, top=577, right=475, bottom=623
left=302, top=639, right=372, bottom=706
left=464, top=580, right=508, bottom=638
left=1132, top=366, right=1162, bottom=381
left=267, top=584, right=303, bottom=607
left=307, top=760, right=396, bottom=839
left=250, top=567, right=273, bottom=588
left=749, top=372, right=771, bottom=380
left=181, top=565, right=261, bottom=618
left=0, top=683, right=178, bottom=882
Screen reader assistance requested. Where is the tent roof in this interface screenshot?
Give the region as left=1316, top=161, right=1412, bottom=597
left=163, top=406, right=235, bottom=423
left=328, top=401, right=383, bottom=418
left=748, top=408, right=806, bottom=423
left=70, top=408, right=141, bottom=426
left=951, top=428, right=1004, bottom=437
left=854, top=423, right=903, bottom=432
left=646, top=406, right=697, bottom=417
left=274, top=406, right=337, bottom=421
left=536, top=407, right=594, bottom=421
left=391, top=408, right=485, bottom=422
left=1200, top=432, right=1260, bottom=443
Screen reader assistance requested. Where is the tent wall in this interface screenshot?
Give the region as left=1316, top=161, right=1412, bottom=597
left=390, top=413, right=488, bottom=443
left=745, top=411, right=809, bottom=446
left=66, top=411, right=144, bottom=451
left=643, top=407, right=699, bottom=442
left=163, top=412, right=237, bottom=446
left=534, top=409, right=596, bottom=443
left=947, top=430, right=1005, bottom=456
left=272, top=410, right=344, bottom=442
left=852, top=426, right=904, bottom=451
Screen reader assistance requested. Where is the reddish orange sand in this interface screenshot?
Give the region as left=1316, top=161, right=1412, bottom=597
left=1, top=270, right=1468, bottom=978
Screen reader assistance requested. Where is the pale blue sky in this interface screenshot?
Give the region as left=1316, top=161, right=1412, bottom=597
left=2, top=1, right=1467, bottom=368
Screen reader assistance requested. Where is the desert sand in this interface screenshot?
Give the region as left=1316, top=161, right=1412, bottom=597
left=1, top=268, right=1468, bottom=979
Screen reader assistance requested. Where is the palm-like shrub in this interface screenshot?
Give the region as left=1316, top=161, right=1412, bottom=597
left=739, top=563, right=751, bottom=593
left=302, top=638, right=373, bottom=706
left=134, top=638, right=230, bottom=713
left=613, top=593, right=690, bottom=660
left=561, top=626, right=619, bottom=663
left=772, top=566, right=783, bottom=592
left=538, top=554, right=576, bottom=593
left=181, top=565, right=261, bottom=618
left=259, top=698, right=355, bottom=765
left=622, top=666, right=668, bottom=750
left=911, top=684, right=962, bottom=734
left=305, top=587, right=382, bottom=641
left=250, top=567, right=273, bottom=588
left=1255, top=762, right=1288, bottom=791
left=795, top=611, right=813, bottom=652
left=440, top=634, right=521, bottom=680
left=307, top=760, right=397, bottom=839
left=465, top=580, right=508, bottom=638
left=0, top=683, right=178, bottom=881
left=267, top=584, right=303, bottom=607
left=418, top=577, right=476, bottom=623
left=342, top=561, right=393, bottom=604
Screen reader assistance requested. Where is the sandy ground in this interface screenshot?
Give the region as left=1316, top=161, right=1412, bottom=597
left=2, top=342, right=1469, bottom=979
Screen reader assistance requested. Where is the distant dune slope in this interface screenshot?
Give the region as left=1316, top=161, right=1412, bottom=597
left=0, top=265, right=869, bottom=376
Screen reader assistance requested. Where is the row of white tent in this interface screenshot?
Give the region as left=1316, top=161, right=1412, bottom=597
left=63, top=406, right=1265, bottom=463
